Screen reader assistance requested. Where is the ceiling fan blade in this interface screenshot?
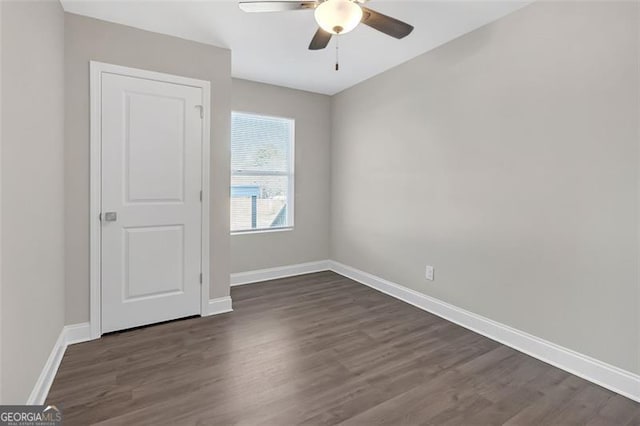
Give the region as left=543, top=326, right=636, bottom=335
left=309, top=28, right=332, bottom=50
left=238, top=1, right=317, bottom=13
left=361, top=7, right=414, bottom=39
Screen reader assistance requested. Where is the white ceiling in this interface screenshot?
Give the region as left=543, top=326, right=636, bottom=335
left=60, top=0, right=530, bottom=95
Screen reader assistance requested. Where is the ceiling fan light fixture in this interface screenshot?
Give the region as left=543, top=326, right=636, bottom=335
left=314, top=0, right=363, bottom=35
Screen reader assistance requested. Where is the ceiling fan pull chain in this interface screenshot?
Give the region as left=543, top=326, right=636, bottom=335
left=335, top=37, right=340, bottom=71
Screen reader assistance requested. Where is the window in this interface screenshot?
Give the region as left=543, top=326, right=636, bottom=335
left=231, top=112, right=294, bottom=233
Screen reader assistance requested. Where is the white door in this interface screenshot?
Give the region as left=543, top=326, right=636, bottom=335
left=100, top=72, right=204, bottom=333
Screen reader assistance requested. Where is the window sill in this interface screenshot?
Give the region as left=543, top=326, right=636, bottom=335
left=231, top=227, right=294, bottom=236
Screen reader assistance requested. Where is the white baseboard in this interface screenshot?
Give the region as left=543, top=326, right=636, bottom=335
left=27, top=262, right=640, bottom=405
left=230, top=260, right=329, bottom=287
left=26, top=330, right=66, bottom=405
left=27, top=322, right=92, bottom=405
left=328, top=260, right=640, bottom=403
left=204, top=296, right=233, bottom=316
left=63, top=322, right=92, bottom=346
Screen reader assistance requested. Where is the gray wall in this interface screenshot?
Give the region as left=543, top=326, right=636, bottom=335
left=331, top=1, right=639, bottom=374
left=64, top=13, right=232, bottom=324
left=1, top=0, right=66, bottom=403
left=231, top=79, right=331, bottom=273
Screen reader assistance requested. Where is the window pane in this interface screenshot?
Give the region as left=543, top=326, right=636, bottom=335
left=231, top=112, right=294, bottom=233
left=231, top=113, right=292, bottom=174
left=231, top=175, right=290, bottom=232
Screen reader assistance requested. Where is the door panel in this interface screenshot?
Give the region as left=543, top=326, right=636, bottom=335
left=123, top=225, right=185, bottom=301
left=126, top=92, right=185, bottom=203
left=101, top=72, right=203, bottom=333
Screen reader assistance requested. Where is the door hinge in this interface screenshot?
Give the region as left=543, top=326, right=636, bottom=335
left=196, top=105, right=204, bottom=119
left=98, top=212, right=102, bottom=222
left=200, top=190, right=203, bottom=202
left=199, top=273, right=203, bottom=284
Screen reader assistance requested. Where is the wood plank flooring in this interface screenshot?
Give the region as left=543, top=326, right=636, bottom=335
left=47, top=271, right=640, bottom=425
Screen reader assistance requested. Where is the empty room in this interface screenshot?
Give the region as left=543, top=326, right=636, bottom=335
left=0, top=0, right=639, bottom=424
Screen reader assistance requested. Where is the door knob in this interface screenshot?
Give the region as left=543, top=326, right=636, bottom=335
left=103, top=212, right=117, bottom=222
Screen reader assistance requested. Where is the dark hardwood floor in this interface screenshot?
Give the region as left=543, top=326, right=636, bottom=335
left=47, top=271, right=640, bottom=425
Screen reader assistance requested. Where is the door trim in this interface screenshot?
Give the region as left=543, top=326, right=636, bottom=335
left=89, top=61, right=211, bottom=339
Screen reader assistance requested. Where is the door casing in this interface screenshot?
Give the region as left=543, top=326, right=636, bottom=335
left=89, top=61, right=211, bottom=339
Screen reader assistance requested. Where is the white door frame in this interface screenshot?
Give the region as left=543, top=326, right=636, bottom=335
left=89, top=61, right=211, bottom=339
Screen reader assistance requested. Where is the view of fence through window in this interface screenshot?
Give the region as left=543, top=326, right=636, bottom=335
left=231, top=112, right=294, bottom=232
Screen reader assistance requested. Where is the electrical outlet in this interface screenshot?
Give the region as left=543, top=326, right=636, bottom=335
left=425, top=265, right=434, bottom=281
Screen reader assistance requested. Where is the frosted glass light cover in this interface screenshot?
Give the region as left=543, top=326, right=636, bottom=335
left=314, top=0, right=363, bottom=35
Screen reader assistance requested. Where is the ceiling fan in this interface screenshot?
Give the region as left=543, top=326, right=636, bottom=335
left=238, top=0, right=414, bottom=51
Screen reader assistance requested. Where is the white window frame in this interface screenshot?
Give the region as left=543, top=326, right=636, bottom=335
left=231, top=111, right=295, bottom=235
